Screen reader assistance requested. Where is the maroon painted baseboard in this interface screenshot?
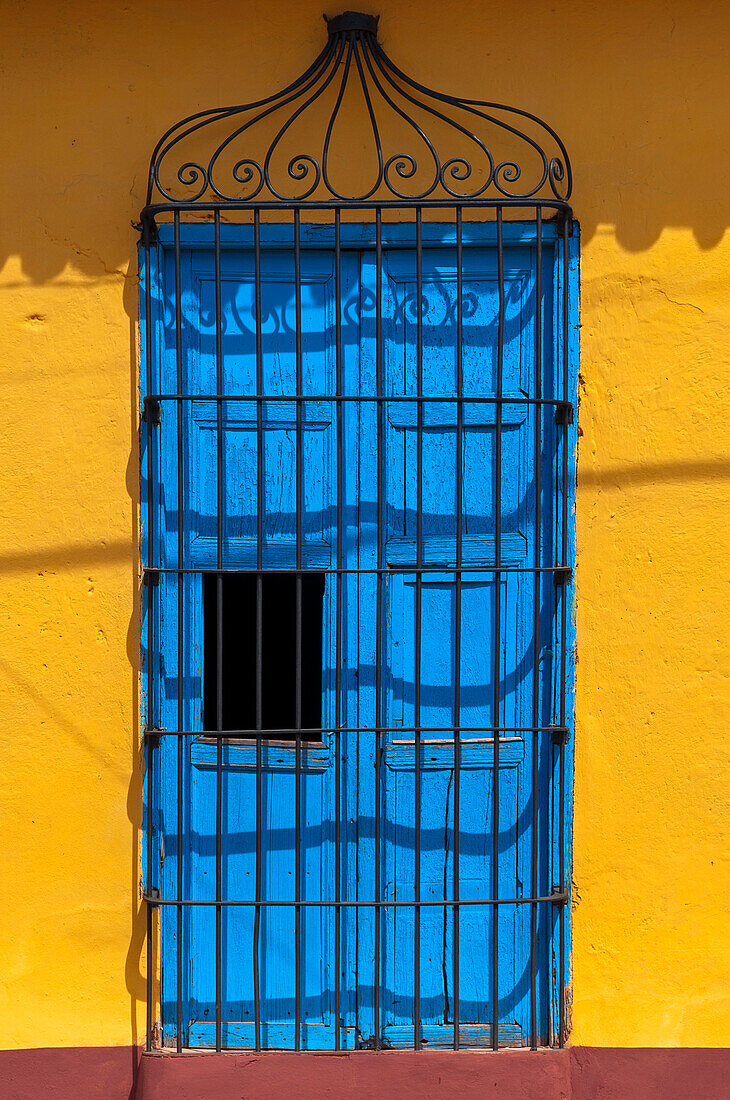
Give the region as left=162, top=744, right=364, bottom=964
left=1, top=1045, right=729, bottom=1100
left=570, top=1047, right=730, bottom=1099
left=0, top=1046, right=139, bottom=1100
left=134, top=1049, right=572, bottom=1099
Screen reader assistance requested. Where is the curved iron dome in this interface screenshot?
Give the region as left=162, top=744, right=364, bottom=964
left=141, top=9, right=572, bottom=225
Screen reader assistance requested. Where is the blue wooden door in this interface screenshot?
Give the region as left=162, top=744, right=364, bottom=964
left=155, top=241, right=362, bottom=1049
left=152, top=225, right=555, bottom=1049
left=359, top=241, right=551, bottom=1048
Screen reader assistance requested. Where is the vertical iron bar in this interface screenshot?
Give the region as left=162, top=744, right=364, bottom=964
left=334, top=208, right=342, bottom=1051
left=558, top=214, right=570, bottom=1048
left=530, top=208, right=543, bottom=1050
left=214, top=210, right=224, bottom=1053
left=492, top=206, right=504, bottom=1051
left=453, top=207, right=463, bottom=1051
left=253, top=209, right=264, bottom=1052
left=374, top=208, right=383, bottom=1051
left=144, top=231, right=155, bottom=1053
left=294, top=208, right=303, bottom=1052
left=173, top=210, right=184, bottom=1053
left=414, top=207, right=423, bottom=1050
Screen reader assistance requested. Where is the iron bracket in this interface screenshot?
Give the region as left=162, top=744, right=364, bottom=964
left=555, top=401, right=574, bottom=426
left=551, top=885, right=567, bottom=907
left=143, top=568, right=160, bottom=587
left=139, top=214, right=159, bottom=248
left=556, top=208, right=574, bottom=236
left=549, top=724, right=570, bottom=746
left=143, top=398, right=161, bottom=426
left=144, top=725, right=162, bottom=744
left=553, top=566, right=572, bottom=587
left=145, top=887, right=160, bottom=907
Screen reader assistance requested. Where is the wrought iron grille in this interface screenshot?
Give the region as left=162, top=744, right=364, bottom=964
left=140, top=10, right=576, bottom=1054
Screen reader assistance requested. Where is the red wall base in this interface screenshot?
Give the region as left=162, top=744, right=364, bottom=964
left=0, top=1046, right=138, bottom=1100
left=1, top=1045, right=729, bottom=1100
left=570, top=1047, right=730, bottom=1099
left=133, top=1049, right=572, bottom=1100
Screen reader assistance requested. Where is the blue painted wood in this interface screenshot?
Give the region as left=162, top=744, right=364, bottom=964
left=363, top=243, right=548, bottom=1049
left=144, top=222, right=574, bottom=1051
left=382, top=1022, right=523, bottom=1050
left=383, top=737, right=524, bottom=772
left=189, top=1021, right=357, bottom=1050
left=151, top=243, right=357, bottom=1048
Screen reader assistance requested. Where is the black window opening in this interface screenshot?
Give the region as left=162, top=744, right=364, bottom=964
left=203, top=572, right=325, bottom=740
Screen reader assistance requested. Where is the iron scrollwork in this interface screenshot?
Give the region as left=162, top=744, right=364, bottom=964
left=146, top=11, right=572, bottom=207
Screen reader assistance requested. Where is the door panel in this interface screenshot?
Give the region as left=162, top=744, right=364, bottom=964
left=157, top=245, right=360, bottom=1048
left=360, top=244, right=546, bottom=1047
left=155, top=229, right=554, bottom=1049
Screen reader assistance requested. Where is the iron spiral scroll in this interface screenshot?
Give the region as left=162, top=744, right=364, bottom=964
left=145, top=11, right=572, bottom=208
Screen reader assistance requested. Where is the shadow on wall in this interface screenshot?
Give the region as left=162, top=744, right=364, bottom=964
left=1, top=402, right=728, bottom=1050
left=2, top=0, right=730, bottom=290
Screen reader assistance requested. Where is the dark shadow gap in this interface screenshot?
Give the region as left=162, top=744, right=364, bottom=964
left=204, top=571, right=324, bottom=739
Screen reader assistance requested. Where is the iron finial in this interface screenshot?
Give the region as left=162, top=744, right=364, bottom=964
left=325, top=11, right=379, bottom=37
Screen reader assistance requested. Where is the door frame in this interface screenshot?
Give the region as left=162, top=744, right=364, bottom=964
left=140, top=217, right=578, bottom=1049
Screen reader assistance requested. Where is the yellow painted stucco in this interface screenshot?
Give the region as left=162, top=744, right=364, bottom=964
left=1, top=0, right=728, bottom=1051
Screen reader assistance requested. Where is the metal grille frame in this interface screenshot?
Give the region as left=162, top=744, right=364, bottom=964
left=139, top=10, right=577, bottom=1056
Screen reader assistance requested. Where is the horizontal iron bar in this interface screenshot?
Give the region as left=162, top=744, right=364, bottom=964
left=143, top=565, right=572, bottom=577
left=145, top=725, right=563, bottom=738
left=143, top=893, right=568, bottom=908
left=144, top=393, right=571, bottom=408
left=141, top=199, right=573, bottom=216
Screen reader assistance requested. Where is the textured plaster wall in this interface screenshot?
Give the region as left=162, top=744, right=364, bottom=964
left=1, top=0, right=728, bottom=1050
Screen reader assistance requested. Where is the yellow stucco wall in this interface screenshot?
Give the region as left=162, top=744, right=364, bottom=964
left=1, top=0, right=728, bottom=1051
